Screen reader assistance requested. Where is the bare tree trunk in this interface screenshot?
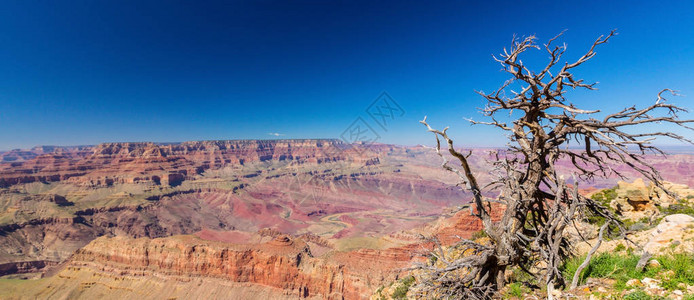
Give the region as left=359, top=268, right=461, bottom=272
left=570, top=221, right=610, bottom=289
left=415, top=30, right=694, bottom=299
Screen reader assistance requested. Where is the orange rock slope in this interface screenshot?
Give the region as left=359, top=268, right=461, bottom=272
left=21, top=206, right=492, bottom=300
left=37, top=234, right=419, bottom=299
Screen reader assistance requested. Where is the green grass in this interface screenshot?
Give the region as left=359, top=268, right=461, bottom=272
left=563, top=252, right=694, bottom=291
left=507, top=266, right=538, bottom=286
left=623, top=290, right=653, bottom=300
left=505, top=282, right=530, bottom=299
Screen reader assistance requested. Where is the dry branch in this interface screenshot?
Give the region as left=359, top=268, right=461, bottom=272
left=417, top=30, right=693, bottom=299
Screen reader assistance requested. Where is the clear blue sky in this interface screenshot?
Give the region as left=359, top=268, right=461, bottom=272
left=1, top=0, right=693, bottom=150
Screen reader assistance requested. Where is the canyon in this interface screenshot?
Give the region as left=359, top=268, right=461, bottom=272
left=1, top=140, right=693, bottom=299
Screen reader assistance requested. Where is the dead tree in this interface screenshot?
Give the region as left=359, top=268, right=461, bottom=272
left=417, top=30, right=694, bottom=299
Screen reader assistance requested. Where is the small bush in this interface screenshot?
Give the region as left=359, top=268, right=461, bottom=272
left=656, top=253, right=694, bottom=290
left=592, top=187, right=618, bottom=206
left=661, top=203, right=694, bottom=216
left=626, top=246, right=634, bottom=255
left=505, top=282, right=529, bottom=299
left=506, top=266, right=537, bottom=286
left=470, top=229, right=488, bottom=240
left=391, top=276, right=415, bottom=299
left=428, top=255, right=438, bottom=265
left=587, top=187, right=619, bottom=225
left=615, top=243, right=626, bottom=252
left=374, top=286, right=386, bottom=300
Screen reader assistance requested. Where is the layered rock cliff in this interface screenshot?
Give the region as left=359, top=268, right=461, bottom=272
left=0, top=140, right=470, bottom=283
left=20, top=234, right=414, bottom=299
left=0, top=139, right=352, bottom=188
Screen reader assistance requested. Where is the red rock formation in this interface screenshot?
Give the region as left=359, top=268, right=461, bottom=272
left=434, top=204, right=505, bottom=245
left=0, top=260, right=59, bottom=276
left=63, top=235, right=411, bottom=299
left=0, top=139, right=354, bottom=188
left=48, top=204, right=500, bottom=299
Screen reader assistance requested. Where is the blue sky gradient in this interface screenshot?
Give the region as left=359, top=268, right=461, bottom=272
left=1, top=0, right=693, bottom=150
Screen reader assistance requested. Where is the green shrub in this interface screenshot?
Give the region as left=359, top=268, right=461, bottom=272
left=506, top=266, right=537, bottom=285
left=587, top=187, right=618, bottom=225
left=661, top=203, right=694, bottom=216
left=591, top=187, right=617, bottom=206
left=471, top=229, right=488, bottom=240
left=505, top=282, right=528, bottom=298
left=615, top=243, right=626, bottom=252
left=391, top=276, right=415, bottom=299
left=374, top=286, right=386, bottom=300
left=428, top=254, right=438, bottom=264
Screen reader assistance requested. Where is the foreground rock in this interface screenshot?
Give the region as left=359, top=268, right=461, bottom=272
left=609, top=179, right=694, bottom=220
left=644, top=214, right=694, bottom=254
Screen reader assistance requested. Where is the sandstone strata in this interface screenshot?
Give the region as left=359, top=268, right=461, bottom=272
left=609, top=179, right=694, bottom=219
left=0, top=139, right=476, bottom=300
left=14, top=234, right=416, bottom=299
left=0, top=140, right=354, bottom=188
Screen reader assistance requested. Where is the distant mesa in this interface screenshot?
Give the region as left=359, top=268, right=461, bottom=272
left=0, top=139, right=372, bottom=188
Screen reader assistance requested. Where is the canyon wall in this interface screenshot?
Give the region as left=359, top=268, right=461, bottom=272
left=13, top=234, right=417, bottom=299
left=0, top=140, right=469, bottom=298
left=0, top=139, right=355, bottom=188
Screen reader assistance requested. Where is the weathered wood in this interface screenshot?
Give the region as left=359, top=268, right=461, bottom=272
left=416, top=30, right=693, bottom=299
